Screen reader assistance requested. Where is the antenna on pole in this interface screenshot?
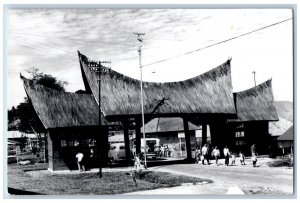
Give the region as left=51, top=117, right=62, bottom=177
left=252, top=71, right=257, bottom=87
left=134, top=32, right=147, bottom=169
left=89, top=60, right=111, bottom=178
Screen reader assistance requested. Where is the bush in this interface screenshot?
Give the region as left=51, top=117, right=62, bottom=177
left=267, top=159, right=293, bottom=167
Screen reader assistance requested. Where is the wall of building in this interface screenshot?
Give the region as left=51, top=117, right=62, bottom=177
left=47, top=126, right=108, bottom=171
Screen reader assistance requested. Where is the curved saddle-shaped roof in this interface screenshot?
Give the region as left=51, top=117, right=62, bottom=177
left=233, top=79, right=279, bottom=122
left=21, top=76, right=105, bottom=129
left=78, top=52, right=236, bottom=118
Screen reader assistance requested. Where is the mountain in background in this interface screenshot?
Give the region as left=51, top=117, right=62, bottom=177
left=274, top=101, right=293, bottom=122
left=269, top=101, right=293, bottom=136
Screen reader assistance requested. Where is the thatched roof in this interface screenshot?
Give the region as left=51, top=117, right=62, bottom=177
left=78, top=52, right=236, bottom=118
left=277, top=126, right=293, bottom=141
left=21, top=76, right=106, bottom=129
left=232, top=79, right=279, bottom=122
left=142, top=117, right=200, bottom=133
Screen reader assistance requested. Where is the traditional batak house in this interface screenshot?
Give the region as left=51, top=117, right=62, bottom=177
left=21, top=51, right=279, bottom=170
left=21, top=77, right=109, bottom=171
left=276, top=126, right=293, bottom=155
left=228, top=80, right=279, bottom=155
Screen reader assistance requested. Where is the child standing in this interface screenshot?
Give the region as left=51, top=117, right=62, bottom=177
left=252, top=152, right=258, bottom=167
left=239, top=152, right=245, bottom=165
left=231, top=152, right=236, bottom=166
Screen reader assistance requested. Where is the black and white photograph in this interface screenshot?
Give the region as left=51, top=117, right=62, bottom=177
left=3, top=4, right=295, bottom=197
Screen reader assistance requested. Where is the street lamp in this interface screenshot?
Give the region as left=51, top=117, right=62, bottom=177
left=134, top=32, right=147, bottom=169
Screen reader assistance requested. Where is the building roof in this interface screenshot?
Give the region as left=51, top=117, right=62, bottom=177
left=232, top=79, right=279, bottom=122
left=78, top=52, right=236, bottom=119
left=21, top=76, right=106, bottom=129
left=142, top=117, right=200, bottom=133
left=7, top=131, right=37, bottom=139
left=277, top=126, right=293, bottom=141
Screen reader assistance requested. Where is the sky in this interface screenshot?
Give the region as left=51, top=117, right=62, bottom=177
left=7, top=8, right=293, bottom=109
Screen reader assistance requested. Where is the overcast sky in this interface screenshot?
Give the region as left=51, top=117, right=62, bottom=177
left=7, top=9, right=293, bottom=109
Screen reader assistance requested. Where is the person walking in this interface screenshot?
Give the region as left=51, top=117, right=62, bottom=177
left=251, top=144, right=258, bottom=167
left=212, top=146, right=220, bottom=165
left=251, top=144, right=256, bottom=155
left=239, top=151, right=245, bottom=165
left=201, top=144, right=209, bottom=165
left=231, top=152, right=236, bottom=166
left=252, top=152, right=258, bottom=167
left=195, top=147, right=201, bottom=164
left=134, top=153, right=142, bottom=172
left=76, top=151, right=85, bottom=172
left=223, top=146, right=230, bottom=166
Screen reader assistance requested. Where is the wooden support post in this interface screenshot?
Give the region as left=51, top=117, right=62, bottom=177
left=135, top=118, right=141, bottom=156
left=123, top=119, right=131, bottom=165
left=47, top=131, right=54, bottom=171
left=183, top=117, right=192, bottom=161
left=202, top=124, right=207, bottom=146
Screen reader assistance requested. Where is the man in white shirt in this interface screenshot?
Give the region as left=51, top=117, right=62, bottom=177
left=201, top=144, right=209, bottom=165
left=76, top=151, right=85, bottom=172
left=223, top=146, right=230, bottom=166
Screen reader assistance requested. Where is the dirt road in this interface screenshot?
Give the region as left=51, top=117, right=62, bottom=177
left=127, top=158, right=293, bottom=195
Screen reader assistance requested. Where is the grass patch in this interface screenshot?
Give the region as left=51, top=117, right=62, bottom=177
left=7, top=163, right=208, bottom=195
left=267, top=159, right=293, bottom=167
left=136, top=171, right=207, bottom=186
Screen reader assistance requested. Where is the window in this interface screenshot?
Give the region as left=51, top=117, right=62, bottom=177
left=61, top=140, right=67, bottom=147
left=74, top=140, right=80, bottom=146
left=236, top=140, right=246, bottom=145
left=119, top=146, right=125, bottom=150
left=110, top=146, right=116, bottom=150
left=68, top=140, right=74, bottom=147
left=235, top=131, right=245, bottom=137
left=88, top=139, right=96, bottom=147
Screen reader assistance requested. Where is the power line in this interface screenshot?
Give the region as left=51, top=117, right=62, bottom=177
left=14, top=36, right=76, bottom=59
left=13, top=32, right=135, bottom=46
left=142, top=18, right=292, bottom=67
left=14, top=41, right=77, bottom=62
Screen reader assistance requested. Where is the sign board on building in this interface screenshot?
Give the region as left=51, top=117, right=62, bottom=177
left=178, top=132, right=185, bottom=138
left=195, top=130, right=202, bottom=138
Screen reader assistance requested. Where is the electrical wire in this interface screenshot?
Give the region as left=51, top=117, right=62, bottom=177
left=142, top=18, right=292, bottom=67
left=14, top=41, right=77, bottom=62
left=13, top=32, right=135, bottom=46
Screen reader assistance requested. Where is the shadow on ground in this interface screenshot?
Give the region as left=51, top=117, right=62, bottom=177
left=109, top=158, right=188, bottom=168
left=8, top=187, right=43, bottom=195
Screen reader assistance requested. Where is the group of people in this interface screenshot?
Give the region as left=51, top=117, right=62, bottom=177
left=75, top=149, right=96, bottom=172
left=195, top=144, right=258, bottom=167
left=158, top=145, right=172, bottom=157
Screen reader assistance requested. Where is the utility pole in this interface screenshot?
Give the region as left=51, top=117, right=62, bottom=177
left=252, top=71, right=256, bottom=87
left=90, top=60, right=111, bottom=178
left=134, top=32, right=147, bottom=169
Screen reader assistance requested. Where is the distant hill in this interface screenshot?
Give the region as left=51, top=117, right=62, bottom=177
left=269, top=101, right=293, bottom=136
left=274, top=101, right=293, bottom=122
left=269, top=117, right=293, bottom=136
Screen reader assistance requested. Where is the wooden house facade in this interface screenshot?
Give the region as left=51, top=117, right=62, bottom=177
left=227, top=80, right=279, bottom=155
left=22, top=77, right=108, bottom=171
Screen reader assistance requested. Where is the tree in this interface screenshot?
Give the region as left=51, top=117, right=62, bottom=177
left=28, top=67, right=68, bottom=92
left=8, top=68, right=68, bottom=161
left=8, top=68, right=68, bottom=133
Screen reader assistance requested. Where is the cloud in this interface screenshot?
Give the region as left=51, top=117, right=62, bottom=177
left=6, top=8, right=294, bottom=109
